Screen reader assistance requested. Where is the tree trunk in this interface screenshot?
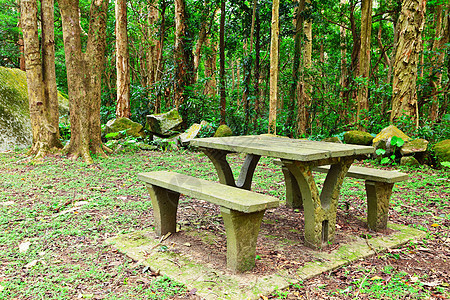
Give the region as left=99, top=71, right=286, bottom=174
left=429, top=4, right=448, bottom=121
left=219, top=0, right=226, bottom=124
left=297, top=1, right=312, bottom=137
left=390, top=0, right=426, bottom=128
left=174, top=0, right=194, bottom=108
left=147, top=1, right=159, bottom=88
left=21, top=0, right=61, bottom=159
left=253, top=8, right=261, bottom=120
left=268, top=0, right=279, bottom=134
left=339, top=0, right=347, bottom=102
left=356, top=0, right=372, bottom=130
left=60, top=0, right=109, bottom=163
left=115, top=0, right=130, bottom=118
left=203, top=37, right=217, bottom=96
left=155, top=1, right=166, bottom=113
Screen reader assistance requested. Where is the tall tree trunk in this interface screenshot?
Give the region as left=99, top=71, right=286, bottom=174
left=254, top=8, right=261, bottom=120
left=155, top=1, right=166, bottom=113
left=147, top=1, right=159, bottom=88
left=174, top=0, right=194, bottom=108
left=356, top=0, right=372, bottom=130
left=390, top=0, right=426, bottom=129
left=297, top=1, right=312, bottom=137
left=219, top=0, right=226, bottom=124
left=268, top=0, right=279, bottom=134
left=21, top=0, right=61, bottom=159
left=60, top=0, right=109, bottom=163
left=429, top=4, right=448, bottom=121
left=115, top=0, right=130, bottom=118
left=339, top=0, right=348, bottom=102
left=203, top=37, right=217, bottom=96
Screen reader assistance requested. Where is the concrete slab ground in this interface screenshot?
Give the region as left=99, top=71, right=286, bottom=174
left=106, top=222, right=425, bottom=300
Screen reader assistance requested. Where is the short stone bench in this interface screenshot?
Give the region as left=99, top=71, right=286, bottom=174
left=137, top=171, right=279, bottom=272
left=273, top=159, right=408, bottom=231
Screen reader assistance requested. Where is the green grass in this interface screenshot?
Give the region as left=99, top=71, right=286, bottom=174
left=1, top=149, right=449, bottom=299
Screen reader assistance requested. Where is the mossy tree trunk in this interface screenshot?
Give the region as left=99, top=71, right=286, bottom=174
left=59, top=0, right=110, bottom=163
left=21, top=0, right=62, bottom=159
left=115, top=0, right=131, bottom=119
left=390, top=0, right=426, bottom=128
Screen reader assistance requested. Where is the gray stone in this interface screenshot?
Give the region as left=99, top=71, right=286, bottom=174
left=400, top=138, right=428, bottom=155
left=104, top=117, right=144, bottom=139
left=400, top=156, right=420, bottom=166
left=146, top=108, right=183, bottom=137
left=432, top=139, right=450, bottom=163
left=322, top=136, right=342, bottom=143
left=343, top=130, right=373, bottom=145
left=0, top=67, right=69, bottom=151
left=179, top=121, right=210, bottom=144
left=213, top=124, right=233, bottom=137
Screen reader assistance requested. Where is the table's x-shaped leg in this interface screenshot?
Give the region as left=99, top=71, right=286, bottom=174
left=281, top=157, right=354, bottom=249
left=202, top=149, right=261, bottom=190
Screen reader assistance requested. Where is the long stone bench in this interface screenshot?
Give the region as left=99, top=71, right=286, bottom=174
left=273, top=160, right=408, bottom=231
left=137, top=171, right=279, bottom=272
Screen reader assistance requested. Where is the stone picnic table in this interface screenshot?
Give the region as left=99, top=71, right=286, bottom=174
left=190, top=135, right=375, bottom=249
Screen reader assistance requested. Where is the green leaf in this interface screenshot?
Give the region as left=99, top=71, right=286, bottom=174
left=441, top=161, right=450, bottom=168
left=376, top=148, right=386, bottom=155
left=105, top=132, right=121, bottom=138
left=381, top=157, right=391, bottom=164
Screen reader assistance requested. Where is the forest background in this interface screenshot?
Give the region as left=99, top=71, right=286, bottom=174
left=0, top=0, right=449, bottom=158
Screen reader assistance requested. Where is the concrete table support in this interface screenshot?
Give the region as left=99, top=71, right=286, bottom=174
left=281, top=157, right=354, bottom=249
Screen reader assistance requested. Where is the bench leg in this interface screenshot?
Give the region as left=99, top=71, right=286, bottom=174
left=280, top=165, right=303, bottom=209
left=220, top=207, right=265, bottom=272
left=145, top=184, right=180, bottom=236
left=365, top=181, right=393, bottom=231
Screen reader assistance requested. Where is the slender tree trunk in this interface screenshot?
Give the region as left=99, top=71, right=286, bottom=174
left=174, top=0, right=194, bottom=108
left=254, top=9, right=261, bottom=120
left=155, top=1, right=166, bottom=113
left=268, top=0, right=279, bottom=134
left=356, top=0, right=372, bottom=130
left=339, top=0, right=348, bottom=101
left=219, top=0, right=226, bottom=124
left=115, top=0, right=130, bottom=118
left=297, top=1, right=312, bottom=137
left=147, top=1, right=159, bottom=87
left=390, top=0, right=426, bottom=129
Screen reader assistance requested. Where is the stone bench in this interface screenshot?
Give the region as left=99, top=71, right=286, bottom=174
left=273, top=160, right=408, bottom=231
left=137, top=171, right=279, bottom=272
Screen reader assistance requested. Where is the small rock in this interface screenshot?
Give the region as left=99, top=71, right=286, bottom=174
left=343, top=130, right=374, bottom=145
left=214, top=124, right=233, bottom=137
left=432, top=139, right=450, bottom=163
left=19, top=241, right=31, bottom=253
left=104, top=118, right=144, bottom=139
left=146, top=108, right=183, bottom=137
left=400, top=156, right=420, bottom=166
left=322, top=136, right=342, bottom=143
left=400, top=138, right=428, bottom=155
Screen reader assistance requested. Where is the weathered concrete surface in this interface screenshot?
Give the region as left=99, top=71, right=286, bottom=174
left=107, top=222, right=424, bottom=300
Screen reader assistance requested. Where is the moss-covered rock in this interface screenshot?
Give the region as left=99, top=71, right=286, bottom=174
left=146, top=108, right=183, bottom=137
left=400, top=138, right=428, bottom=156
left=432, top=139, right=450, bottom=163
left=0, top=67, right=69, bottom=151
left=104, top=117, right=144, bottom=139
left=372, top=125, right=410, bottom=153
left=343, top=130, right=373, bottom=145
left=214, top=124, right=233, bottom=137
left=400, top=156, right=420, bottom=167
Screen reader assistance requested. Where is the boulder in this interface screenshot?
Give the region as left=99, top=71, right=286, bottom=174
left=400, top=156, right=420, bottom=167
left=343, top=130, right=373, bottom=145
left=104, top=117, right=144, bottom=139
left=179, top=121, right=210, bottom=144
left=0, top=67, right=69, bottom=152
left=214, top=124, right=233, bottom=137
left=322, top=136, right=343, bottom=143
left=146, top=108, right=183, bottom=137
left=372, top=125, right=410, bottom=153
left=432, top=139, right=450, bottom=163
left=400, top=138, right=429, bottom=156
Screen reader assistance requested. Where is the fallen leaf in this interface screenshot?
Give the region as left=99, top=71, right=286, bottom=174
left=410, top=276, right=419, bottom=283
left=74, top=201, right=89, bottom=207
left=24, top=260, right=39, bottom=268
left=19, top=241, right=31, bottom=253
left=0, top=286, right=4, bottom=292
left=431, top=223, right=440, bottom=227
left=370, top=275, right=384, bottom=281
left=0, top=201, right=15, bottom=206
left=183, top=242, right=191, bottom=247
left=259, top=295, right=268, bottom=300
left=422, top=281, right=440, bottom=287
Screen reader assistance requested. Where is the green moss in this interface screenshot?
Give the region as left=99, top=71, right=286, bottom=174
left=432, top=139, right=450, bottom=162
left=214, top=124, right=233, bottom=137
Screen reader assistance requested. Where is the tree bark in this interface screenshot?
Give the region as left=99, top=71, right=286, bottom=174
left=60, top=0, right=109, bottom=163
left=356, top=0, right=372, bottom=130
left=203, top=37, right=217, bottom=96
left=219, top=0, right=226, bottom=124
left=21, top=0, right=62, bottom=159
left=115, top=0, right=131, bottom=118
left=390, top=0, right=426, bottom=128
left=268, top=0, right=280, bottom=134
left=174, top=0, right=194, bottom=108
